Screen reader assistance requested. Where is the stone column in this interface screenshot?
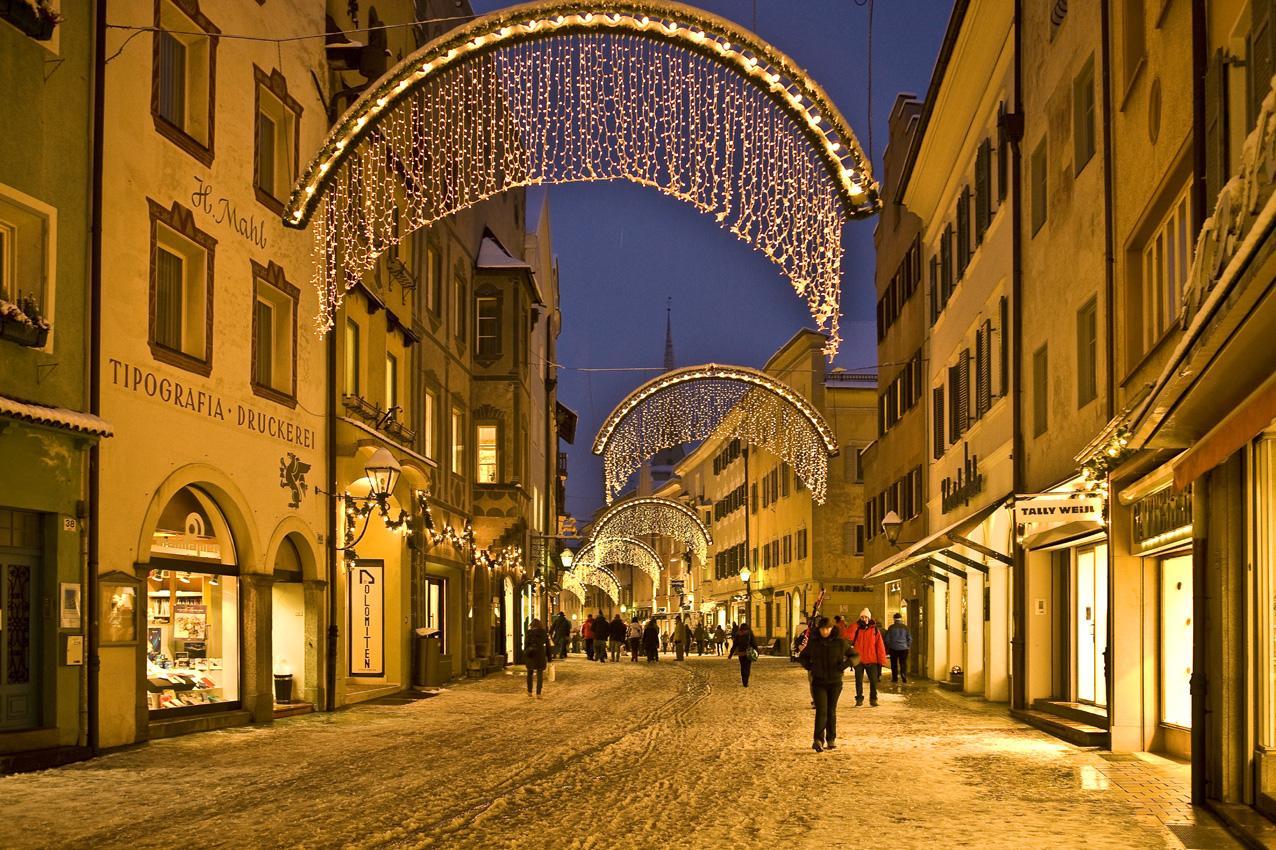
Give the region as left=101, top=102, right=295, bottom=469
left=239, top=573, right=274, bottom=724
left=965, top=568, right=985, bottom=695
left=304, top=579, right=326, bottom=708
left=1108, top=495, right=1143, bottom=752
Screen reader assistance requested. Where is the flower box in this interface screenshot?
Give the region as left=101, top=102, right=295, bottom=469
left=0, top=315, right=48, bottom=347
left=1, top=0, right=60, bottom=41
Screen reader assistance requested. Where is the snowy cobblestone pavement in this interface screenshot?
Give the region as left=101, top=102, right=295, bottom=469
left=0, top=656, right=1242, bottom=849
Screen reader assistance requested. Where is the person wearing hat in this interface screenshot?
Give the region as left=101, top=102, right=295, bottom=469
left=885, top=612, right=912, bottom=683
left=847, top=608, right=888, bottom=706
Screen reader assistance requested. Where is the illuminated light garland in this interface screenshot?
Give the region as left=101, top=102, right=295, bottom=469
left=592, top=364, right=839, bottom=504
left=575, top=562, right=621, bottom=603
left=590, top=496, right=711, bottom=563
left=574, top=536, right=662, bottom=583
left=561, top=570, right=588, bottom=604
left=284, top=0, right=879, bottom=356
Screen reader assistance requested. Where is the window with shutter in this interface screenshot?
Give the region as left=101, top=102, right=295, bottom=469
left=1204, top=50, right=1228, bottom=214
left=1033, top=344, right=1049, bottom=436
left=855, top=525, right=865, bottom=556
left=941, top=224, right=954, bottom=303
left=1077, top=298, right=1098, bottom=406
left=1074, top=57, right=1097, bottom=174
left=933, top=386, right=945, bottom=459
left=975, top=138, right=991, bottom=241
left=977, top=319, right=992, bottom=415
left=999, top=296, right=1010, bottom=396
left=155, top=247, right=184, bottom=351
left=997, top=102, right=1009, bottom=203
left=929, top=256, right=939, bottom=324
left=1031, top=137, right=1049, bottom=234
left=156, top=30, right=188, bottom=130
left=948, top=363, right=963, bottom=442
left=957, top=188, right=970, bottom=277
left=958, top=348, right=971, bottom=434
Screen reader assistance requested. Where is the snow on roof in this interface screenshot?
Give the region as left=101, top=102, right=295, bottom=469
left=0, top=394, right=113, bottom=438
left=476, top=236, right=532, bottom=270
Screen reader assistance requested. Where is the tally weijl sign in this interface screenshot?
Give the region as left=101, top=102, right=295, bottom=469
left=1014, top=494, right=1104, bottom=526
left=108, top=357, right=316, bottom=449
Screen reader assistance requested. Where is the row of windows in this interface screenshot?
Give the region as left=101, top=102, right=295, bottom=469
left=713, top=543, right=747, bottom=580
left=933, top=297, right=1008, bottom=460
left=865, top=467, right=923, bottom=543
left=876, top=237, right=922, bottom=342
left=930, top=116, right=1009, bottom=325
left=878, top=350, right=924, bottom=437
left=755, top=464, right=792, bottom=511
left=712, top=483, right=747, bottom=522
left=711, top=439, right=742, bottom=475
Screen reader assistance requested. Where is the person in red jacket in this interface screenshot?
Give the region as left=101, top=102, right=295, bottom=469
left=582, top=614, right=596, bottom=661
left=848, top=608, right=888, bottom=707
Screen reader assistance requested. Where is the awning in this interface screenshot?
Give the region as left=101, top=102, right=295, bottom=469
left=864, top=495, right=1011, bottom=583
left=0, top=395, right=113, bottom=438
left=1020, top=520, right=1106, bottom=552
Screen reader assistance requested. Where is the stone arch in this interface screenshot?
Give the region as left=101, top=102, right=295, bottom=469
left=135, top=462, right=263, bottom=574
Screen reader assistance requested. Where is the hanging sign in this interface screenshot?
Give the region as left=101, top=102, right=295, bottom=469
left=1014, top=494, right=1104, bottom=527
left=349, top=561, right=384, bottom=677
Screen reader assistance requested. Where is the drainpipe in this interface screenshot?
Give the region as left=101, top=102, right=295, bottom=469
left=86, top=0, right=107, bottom=756
left=1100, top=0, right=1117, bottom=421
left=1009, top=0, right=1027, bottom=712
left=324, top=319, right=338, bottom=711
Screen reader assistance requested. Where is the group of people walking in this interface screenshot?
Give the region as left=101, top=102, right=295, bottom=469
left=797, top=608, right=911, bottom=752
left=530, top=606, right=914, bottom=753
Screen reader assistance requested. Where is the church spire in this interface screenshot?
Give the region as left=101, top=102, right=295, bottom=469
left=663, top=297, right=675, bottom=371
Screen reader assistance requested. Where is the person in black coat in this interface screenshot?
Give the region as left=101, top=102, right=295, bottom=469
left=642, top=618, right=660, bottom=663
left=609, top=615, right=626, bottom=662
left=594, top=610, right=609, bottom=663
left=523, top=618, right=550, bottom=697
left=798, top=616, right=858, bottom=751
left=550, top=611, right=571, bottom=660
left=727, top=622, right=760, bottom=687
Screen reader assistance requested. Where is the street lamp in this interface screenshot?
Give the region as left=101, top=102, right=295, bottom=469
left=342, top=448, right=409, bottom=553
left=739, top=566, right=752, bottom=627
left=881, top=510, right=904, bottom=546
left=559, top=546, right=574, bottom=570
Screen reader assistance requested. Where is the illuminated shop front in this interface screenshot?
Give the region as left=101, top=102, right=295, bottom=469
left=144, top=487, right=241, bottom=717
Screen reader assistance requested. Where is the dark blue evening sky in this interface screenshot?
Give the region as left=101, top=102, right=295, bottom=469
left=470, top=0, right=953, bottom=521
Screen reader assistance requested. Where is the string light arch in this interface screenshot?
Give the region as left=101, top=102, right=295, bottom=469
left=589, top=496, right=711, bottom=563
left=561, top=570, right=588, bottom=605
left=575, top=536, right=662, bottom=583
left=577, top=563, right=621, bottom=603
left=593, top=363, right=839, bottom=504
left=285, top=0, right=879, bottom=355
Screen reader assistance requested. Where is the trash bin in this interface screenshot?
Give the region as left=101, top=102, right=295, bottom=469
left=949, top=665, right=964, bottom=687
left=414, top=628, right=442, bottom=687
left=273, top=674, right=293, bottom=704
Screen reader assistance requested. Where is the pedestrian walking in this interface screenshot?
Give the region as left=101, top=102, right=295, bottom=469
left=524, top=618, right=550, bottom=698
left=798, top=616, right=858, bottom=751
left=693, top=621, right=708, bottom=656
left=609, top=614, right=626, bottom=662
left=582, top=614, right=596, bottom=660
left=847, top=609, right=888, bottom=706
left=728, top=621, right=759, bottom=687
left=713, top=624, right=726, bottom=656
left=885, top=613, right=912, bottom=683
left=832, top=614, right=849, bottom=637
left=643, top=618, right=660, bottom=663
left=595, top=611, right=609, bottom=662
left=551, top=611, right=571, bottom=660
left=673, top=615, right=689, bottom=661
left=626, top=616, right=643, bottom=661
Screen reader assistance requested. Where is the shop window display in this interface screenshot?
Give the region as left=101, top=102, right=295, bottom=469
left=146, top=569, right=239, bottom=711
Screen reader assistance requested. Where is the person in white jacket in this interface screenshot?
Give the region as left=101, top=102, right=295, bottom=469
left=625, top=616, right=644, bottom=662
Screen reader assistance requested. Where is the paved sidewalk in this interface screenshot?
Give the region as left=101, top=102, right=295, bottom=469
left=0, top=657, right=1246, bottom=848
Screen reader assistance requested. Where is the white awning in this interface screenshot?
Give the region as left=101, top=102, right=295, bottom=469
left=0, top=395, right=113, bottom=438
left=864, top=495, right=1011, bottom=583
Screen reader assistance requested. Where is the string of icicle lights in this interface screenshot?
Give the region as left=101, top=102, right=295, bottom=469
left=561, top=570, right=587, bottom=605
left=285, top=0, right=879, bottom=357
left=574, top=536, right=662, bottom=584
left=575, top=563, right=621, bottom=604
left=593, top=364, right=840, bottom=505
left=591, top=496, right=711, bottom=564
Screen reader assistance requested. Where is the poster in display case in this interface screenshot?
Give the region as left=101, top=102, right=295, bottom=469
left=100, top=574, right=139, bottom=645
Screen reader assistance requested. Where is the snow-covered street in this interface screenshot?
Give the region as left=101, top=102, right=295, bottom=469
left=0, top=656, right=1239, bottom=849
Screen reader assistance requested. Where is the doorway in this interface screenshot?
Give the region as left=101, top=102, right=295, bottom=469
left=1075, top=544, right=1109, bottom=707
left=0, top=509, right=40, bottom=730
left=503, top=577, right=515, bottom=663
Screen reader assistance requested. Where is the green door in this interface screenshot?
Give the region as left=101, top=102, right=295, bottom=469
left=0, top=511, right=41, bottom=730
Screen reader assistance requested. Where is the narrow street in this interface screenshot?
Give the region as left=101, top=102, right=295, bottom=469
left=0, top=657, right=1238, bottom=850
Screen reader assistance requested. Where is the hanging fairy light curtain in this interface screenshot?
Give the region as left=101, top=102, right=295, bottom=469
left=575, top=536, right=662, bottom=583
left=592, top=364, right=839, bottom=504
left=285, top=0, right=878, bottom=356
left=590, top=496, right=711, bottom=563
left=561, top=570, right=587, bottom=605
left=577, top=563, right=621, bottom=603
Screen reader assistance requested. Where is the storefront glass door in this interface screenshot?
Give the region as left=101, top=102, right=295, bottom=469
left=1076, top=545, right=1109, bottom=707
left=1160, top=554, right=1193, bottom=728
